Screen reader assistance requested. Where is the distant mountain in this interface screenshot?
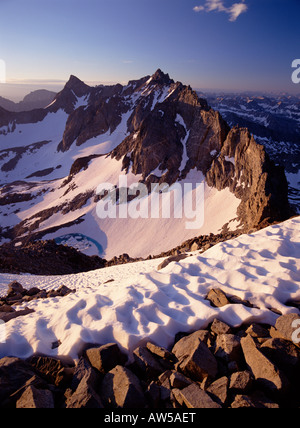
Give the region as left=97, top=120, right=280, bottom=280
left=199, top=92, right=300, bottom=212
left=0, top=71, right=291, bottom=258
left=0, top=89, right=57, bottom=112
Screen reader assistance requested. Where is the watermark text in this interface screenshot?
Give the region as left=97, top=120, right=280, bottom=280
left=292, top=59, right=300, bottom=84
left=96, top=176, right=205, bottom=230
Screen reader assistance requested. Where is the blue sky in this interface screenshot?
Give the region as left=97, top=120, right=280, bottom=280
left=0, top=0, right=300, bottom=100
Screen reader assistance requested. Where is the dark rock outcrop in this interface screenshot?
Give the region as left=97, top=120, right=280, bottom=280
left=206, top=127, right=290, bottom=228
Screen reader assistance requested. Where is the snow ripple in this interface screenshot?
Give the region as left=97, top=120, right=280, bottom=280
left=0, top=217, right=299, bottom=360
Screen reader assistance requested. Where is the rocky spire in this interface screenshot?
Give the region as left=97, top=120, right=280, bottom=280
left=64, top=75, right=91, bottom=97
left=150, top=69, right=174, bottom=86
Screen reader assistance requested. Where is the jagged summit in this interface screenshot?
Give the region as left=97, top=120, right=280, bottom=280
left=48, top=75, right=92, bottom=114
left=65, top=75, right=90, bottom=94
left=64, top=76, right=89, bottom=97
left=150, top=69, right=174, bottom=86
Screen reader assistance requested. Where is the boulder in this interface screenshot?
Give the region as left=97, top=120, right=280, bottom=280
left=7, top=281, right=25, bottom=296
left=146, top=381, right=161, bottom=408
left=71, top=356, right=99, bottom=391
left=85, top=343, right=127, bottom=374
left=206, top=376, right=229, bottom=406
left=27, top=356, right=66, bottom=386
left=190, top=242, right=200, bottom=252
left=56, top=285, right=75, bottom=297
left=16, top=386, right=54, bottom=408
left=245, top=323, right=270, bottom=338
left=66, top=375, right=103, bottom=408
left=260, top=338, right=300, bottom=379
left=229, top=370, right=253, bottom=392
left=0, top=308, right=35, bottom=323
left=211, top=319, right=232, bottom=335
left=0, top=304, right=15, bottom=313
left=133, top=346, right=166, bottom=378
left=231, top=392, right=279, bottom=409
left=159, top=376, right=172, bottom=401
left=27, top=287, right=41, bottom=297
left=179, top=383, right=222, bottom=409
left=215, top=334, right=242, bottom=363
left=172, top=330, right=209, bottom=359
left=157, top=254, right=188, bottom=271
left=0, top=357, right=47, bottom=407
left=241, top=335, right=290, bottom=394
left=146, top=342, right=175, bottom=361
left=206, top=289, right=230, bottom=308
left=169, top=371, right=192, bottom=389
left=172, top=330, right=217, bottom=381
left=100, top=365, right=146, bottom=408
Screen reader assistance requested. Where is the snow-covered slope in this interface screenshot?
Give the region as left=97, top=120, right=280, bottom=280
left=0, top=216, right=299, bottom=360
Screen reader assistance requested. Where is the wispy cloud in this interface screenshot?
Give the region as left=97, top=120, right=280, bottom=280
left=193, top=0, right=248, bottom=21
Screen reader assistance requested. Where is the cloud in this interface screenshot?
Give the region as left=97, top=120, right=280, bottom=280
left=193, top=0, right=248, bottom=21
left=228, top=2, right=248, bottom=21
left=193, top=5, right=205, bottom=12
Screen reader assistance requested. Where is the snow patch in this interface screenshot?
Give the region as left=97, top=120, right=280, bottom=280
left=175, top=114, right=190, bottom=173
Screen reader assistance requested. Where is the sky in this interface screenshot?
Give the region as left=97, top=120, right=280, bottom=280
left=0, top=0, right=300, bottom=101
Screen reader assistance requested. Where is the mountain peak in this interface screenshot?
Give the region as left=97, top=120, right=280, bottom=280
left=65, top=75, right=90, bottom=96
left=151, top=69, right=174, bottom=85
left=66, top=74, right=84, bottom=86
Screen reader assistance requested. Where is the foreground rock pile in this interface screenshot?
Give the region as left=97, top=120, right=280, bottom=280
left=0, top=310, right=300, bottom=408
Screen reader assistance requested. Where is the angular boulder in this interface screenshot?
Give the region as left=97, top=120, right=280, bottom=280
left=100, top=365, right=146, bottom=408
left=215, top=334, right=242, bottom=363
left=172, top=330, right=217, bottom=381
left=16, top=386, right=54, bottom=408
left=7, top=281, right=25, bottom=296
left=85, top=343, right=127, bottom=374
left=229, top=370, right=253, bottom=392
left=66, top=375, right=103, bottom=408
left=206, top=289, right=230, bottom=308
left=260, top=338, right=300, bottom=379
left=0, top=357, right=47, bottom=407
left=241, top=335, right=290, bottom=394
left=179, top=383, right=222, bottom=409
left=133, top=346, right=166, bottom=378
left=206, top=376, right=229, bottom=406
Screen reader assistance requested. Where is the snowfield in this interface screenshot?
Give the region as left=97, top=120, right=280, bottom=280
left=0, top=216, right=299, bottom=361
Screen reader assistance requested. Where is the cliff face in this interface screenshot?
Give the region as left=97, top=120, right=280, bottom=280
left=110, top=79, right=229, bottom=185
left=206, top=127, right=290, bottom=227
